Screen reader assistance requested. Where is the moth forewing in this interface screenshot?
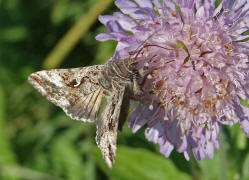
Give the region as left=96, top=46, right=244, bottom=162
left=96, top=86, right=125, bottom=168
left=28, top=65, right=105, bottom=122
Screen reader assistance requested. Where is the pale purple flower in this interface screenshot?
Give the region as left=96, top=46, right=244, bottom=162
left=96, top=0, right=249, bottom=160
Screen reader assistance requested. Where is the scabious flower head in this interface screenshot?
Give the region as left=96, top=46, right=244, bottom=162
left=96, top=0, right=249, bottom=160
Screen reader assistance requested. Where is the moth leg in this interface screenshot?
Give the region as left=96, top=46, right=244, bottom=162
left=96, top=86, right=125, bottom=168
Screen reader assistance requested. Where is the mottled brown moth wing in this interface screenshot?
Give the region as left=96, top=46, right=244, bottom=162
left=28, top=65, right=105, bottom=122
left=28, top=57, right=141, bottom=168
left=96, top=86, right=125, bottom=168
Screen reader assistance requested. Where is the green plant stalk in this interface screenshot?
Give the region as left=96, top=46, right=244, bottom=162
left=219, top=128, right=228, bottom=180
left=43, top=0, right=113, bottom=69
left=0, top=85, right=16, bottom=165
left=0, top=84, right=18, bottom=180
left=1, top=165, right=62, bottom=180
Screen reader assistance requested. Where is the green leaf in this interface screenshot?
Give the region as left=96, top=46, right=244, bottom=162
left=229, top=123, right=247, bottom=150
left=176, top=40, right=188, bottom=52
left=198, top=151, right=220, bottom=180
left=219, top=128, right=241, bottom=180
left=242, top=30, right=249, bottom=36
left=199, top=128, right=239, bottom=180
left=83, top=155, right=96, bottom=180
left=78, top=140, right=96, bottom=180
left=237, top=37, right=249, bottom=42
left=51, top=0, right=70, bottom=25
left=93, top=145, right=191, bottom=180
left=240, top=98, right=249, bottom=108
left=236, top=130, right=247, bottom=150
left=0, top=26, right=28, bottom=42
left=0, top=165, right=61, bottom=180
left=50, top=137, right=85, bottom=180
left=215, top=0, right=222, bottom=8
left=0, top=85, right=16, bottom=165
left=174, top=3, right=184, bottom=24
left=32, top=152, right=50, bottom=173
left=242, top=153, right=249, bottom=179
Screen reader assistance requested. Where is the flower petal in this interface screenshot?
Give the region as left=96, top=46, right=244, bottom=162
left=135, top=0, right=153, bottom=9
left=241, top=119, right=249, bottom=137
left=196, top=6, right=205, bottom=19
left=159, top=141, right=174, bottom=157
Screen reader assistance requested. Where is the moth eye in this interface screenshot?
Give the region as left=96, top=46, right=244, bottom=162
left=93, top=72, right=98, bottom=76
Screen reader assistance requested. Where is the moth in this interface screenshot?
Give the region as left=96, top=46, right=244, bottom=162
left=28, top=57, right=142, bottom=168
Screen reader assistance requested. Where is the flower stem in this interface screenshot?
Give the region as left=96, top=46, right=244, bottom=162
left=219, top=128, right=228, bottom=180
left=43, top=0, right=113, bottom=69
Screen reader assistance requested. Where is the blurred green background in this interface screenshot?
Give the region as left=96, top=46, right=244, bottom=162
left=0, top=0, right=249, bottom=179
